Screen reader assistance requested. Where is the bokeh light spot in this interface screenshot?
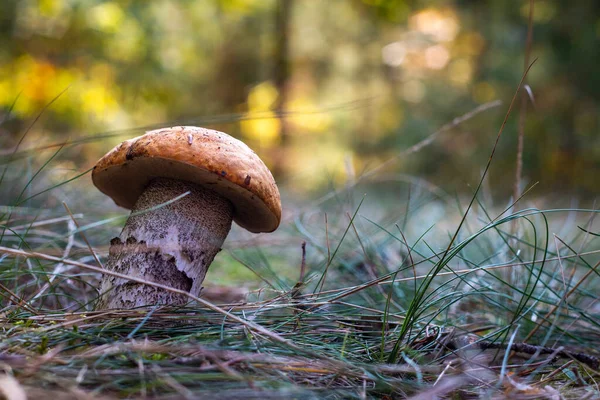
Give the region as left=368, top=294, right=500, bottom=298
left=424, top=45, right=450, bottom=70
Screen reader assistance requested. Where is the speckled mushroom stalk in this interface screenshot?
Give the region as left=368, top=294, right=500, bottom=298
left=92, top=126, right=281, bottom=310
left=96, top=178, right=233, bottom=309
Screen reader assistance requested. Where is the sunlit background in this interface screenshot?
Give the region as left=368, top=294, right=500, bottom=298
left=1, top=0, right=599, bottom=202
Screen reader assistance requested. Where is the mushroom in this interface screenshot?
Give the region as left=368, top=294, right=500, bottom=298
left=91, top=126, right=281, bottom=309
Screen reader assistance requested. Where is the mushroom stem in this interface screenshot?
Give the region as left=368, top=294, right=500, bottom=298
left=96, top=178, right=233, bottom=309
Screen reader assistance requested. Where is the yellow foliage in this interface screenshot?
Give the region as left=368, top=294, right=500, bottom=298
left=38, top=0, right=64, bottom=17
left=87, top=2, right=125, bottom=33
left=247, top=81, right=279, bottom=110
left=220, top=0, right=272, bottom=14
left=241, top=81, right=281, bottom=148
left=287, top=97, right=332, bottom=134
left=240, top=114, right=282, bottom=149
left=0, top=55, right=121, bottom=125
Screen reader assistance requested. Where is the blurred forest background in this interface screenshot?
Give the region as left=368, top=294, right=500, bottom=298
left=0, top=0, right=598, bottom=202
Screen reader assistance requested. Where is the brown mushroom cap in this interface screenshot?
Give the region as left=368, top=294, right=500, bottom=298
left=92, top=126, right=281, bottom=233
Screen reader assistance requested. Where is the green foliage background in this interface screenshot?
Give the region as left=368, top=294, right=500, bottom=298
left=0, top=0, right=598, bottom=199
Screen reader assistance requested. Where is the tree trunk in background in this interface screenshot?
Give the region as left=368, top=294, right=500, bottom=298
left=272, top=0, right=293, bottom=178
